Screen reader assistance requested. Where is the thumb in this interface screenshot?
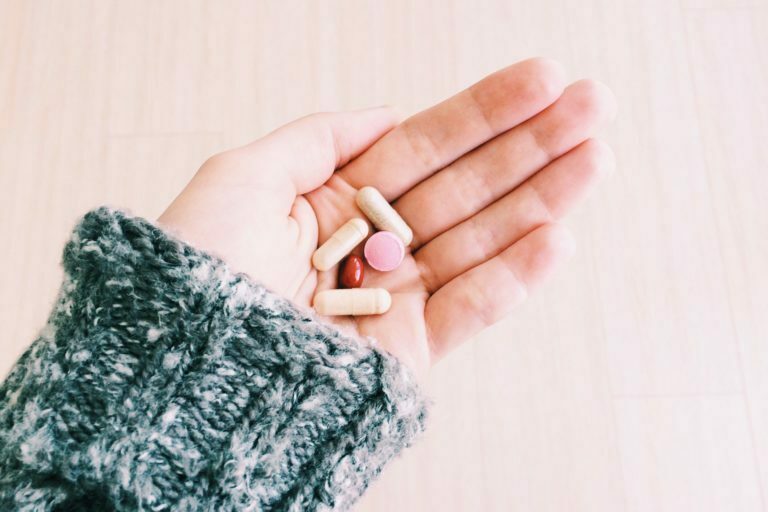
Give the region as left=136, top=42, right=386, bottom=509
left=242, top=106, right=401, bottom=194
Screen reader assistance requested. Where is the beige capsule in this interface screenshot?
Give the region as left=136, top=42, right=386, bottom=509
left=313, top=288, right=392, bottom=316
left=355, top=186, right=413, bottom=246
left=311, top=218, right=369, bottom=271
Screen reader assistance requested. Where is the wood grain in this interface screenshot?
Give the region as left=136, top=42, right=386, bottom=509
left=1, top=1, right=765, bottom=510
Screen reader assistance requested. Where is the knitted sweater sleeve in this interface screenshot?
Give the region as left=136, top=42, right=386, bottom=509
left=0, top=207, right=428, bottom=512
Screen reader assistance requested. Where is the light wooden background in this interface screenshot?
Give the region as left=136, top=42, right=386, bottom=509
left=1, top=1, right=766, bottom=510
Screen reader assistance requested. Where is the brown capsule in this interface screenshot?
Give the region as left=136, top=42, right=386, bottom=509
left=339, top=254, right=364, bottom=288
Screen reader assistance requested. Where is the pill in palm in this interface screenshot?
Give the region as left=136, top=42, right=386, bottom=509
left=313, top=288, right=392, bottom=316
left=364, top=231, right=405, bottom=272
left=311, top=218, right=369, bottom=271
left=355, top=186, right=413, bottom=245
left=339, top=254, right=364, bottom=288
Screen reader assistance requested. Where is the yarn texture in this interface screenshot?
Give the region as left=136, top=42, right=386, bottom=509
left=0, top=207, right=428, bottom=511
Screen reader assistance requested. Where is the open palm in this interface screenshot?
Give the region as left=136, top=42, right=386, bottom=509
left=158, top=58, right=616, bottom=380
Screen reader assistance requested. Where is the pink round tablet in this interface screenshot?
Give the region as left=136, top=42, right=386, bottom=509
left=364, top=231, right=405, bottom=272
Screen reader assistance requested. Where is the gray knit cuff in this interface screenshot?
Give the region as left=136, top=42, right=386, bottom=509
left=0, top=207, right=428, bottom=511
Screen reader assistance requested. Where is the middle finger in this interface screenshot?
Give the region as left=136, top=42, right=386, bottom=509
left=396, top=79, right=616, bottom=248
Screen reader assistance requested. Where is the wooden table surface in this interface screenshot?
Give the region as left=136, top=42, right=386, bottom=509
left=1, top=1, right=766, bottom=510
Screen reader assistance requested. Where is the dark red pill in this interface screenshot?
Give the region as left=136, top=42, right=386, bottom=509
left=339, top=255, right=364, bottom=288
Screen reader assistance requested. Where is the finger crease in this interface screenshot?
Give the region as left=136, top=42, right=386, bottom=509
left=326, top=123, right=345, bottom=169
left=527, top=125, right=558, bottom=163
left=500, top=256, right=529, bottom=303
left=416, top=256, right=441, bottom=295
left=402, top=120, right=443, bottom=173
left=468, top=216, right=500, bottom=263
left=463, top=160, right=499, bottom=212
left=526, top=182, right=556, bottom=222
left=467, top=86, right=498, bottom=138
left=465, top=274, right=498, bottom=327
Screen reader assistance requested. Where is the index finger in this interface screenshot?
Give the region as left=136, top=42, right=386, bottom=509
left=337, top=58, right=567, bottom=199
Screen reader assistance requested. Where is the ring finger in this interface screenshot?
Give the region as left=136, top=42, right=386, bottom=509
left=415, top=138, right=615, bottom=293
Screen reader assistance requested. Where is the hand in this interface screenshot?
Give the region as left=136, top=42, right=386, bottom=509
left=158, top=58, right=617, bottom=380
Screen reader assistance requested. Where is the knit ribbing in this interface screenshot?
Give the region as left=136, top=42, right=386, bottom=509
left=0, top=207, right=428, bottom=511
